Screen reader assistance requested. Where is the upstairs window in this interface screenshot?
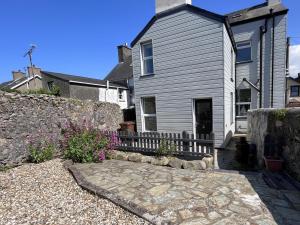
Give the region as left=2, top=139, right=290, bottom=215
left=141, top=41, right=154, bottom=75
left=291, top=86, right=300, bottom=97
left=118, top=89, right=125, bottom=101
left=236, top=41, right=252, bottom=63
left=231, top=48, right=235, bottom=80
left=236, top=89, right=251, bottom=117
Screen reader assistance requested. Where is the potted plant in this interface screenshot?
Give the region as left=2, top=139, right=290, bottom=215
left=263, top=135, right=285, bottom=172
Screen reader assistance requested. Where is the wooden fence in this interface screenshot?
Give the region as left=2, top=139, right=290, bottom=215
left=114, top=131, right=214, bottom=157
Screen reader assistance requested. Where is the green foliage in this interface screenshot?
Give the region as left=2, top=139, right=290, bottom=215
left=156, top=139, right=176, bottom=157
left=29, top=144, right=54, bottom=163
left=0, top=87, right=21, bottom=94
left=50, top=85, right=60, bottom=96
left=273, top=109, right=287, bottom=121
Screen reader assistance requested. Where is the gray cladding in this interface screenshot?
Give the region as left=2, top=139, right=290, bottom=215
left=133, top=9, right=230, bottom=147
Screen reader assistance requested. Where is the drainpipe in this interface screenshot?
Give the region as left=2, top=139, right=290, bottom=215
left=271, top=9, right=275, bottom=108
left=285, top=37, right=290, bottom=107
left=259, top=18, right=268, bottom=108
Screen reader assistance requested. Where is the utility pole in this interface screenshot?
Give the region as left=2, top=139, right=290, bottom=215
left=24, top=45, right=37, bottom=89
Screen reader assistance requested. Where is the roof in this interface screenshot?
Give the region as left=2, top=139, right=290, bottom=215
left=226, top=2, right=288, bottom=26
left=131, top=4, right=236, bottom=49
left=0, top=77, right=27, bottom=89
left=104, top=56, right=133, bottom=82
left=41, top=71, right=127, bottom=89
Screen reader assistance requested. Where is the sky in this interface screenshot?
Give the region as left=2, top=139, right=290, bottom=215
left=0, top=0, right=299, bottom=83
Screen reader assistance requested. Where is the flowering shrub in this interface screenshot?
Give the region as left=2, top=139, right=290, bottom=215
left=28, top=134, right=55, bottom=163
left=61, top=120, right=120, bottom=163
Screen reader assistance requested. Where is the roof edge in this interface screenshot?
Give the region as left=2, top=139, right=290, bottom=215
left=131, top=4, right=227, bottom=47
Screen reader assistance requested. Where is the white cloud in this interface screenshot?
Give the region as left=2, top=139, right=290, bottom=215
left=290, top=45, right=300, bottom=78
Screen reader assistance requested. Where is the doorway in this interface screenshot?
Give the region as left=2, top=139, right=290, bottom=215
left=194, top=99, right=213, bottom=136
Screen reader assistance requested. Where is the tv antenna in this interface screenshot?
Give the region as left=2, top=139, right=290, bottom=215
left=24, top=44, right=37, bottom=77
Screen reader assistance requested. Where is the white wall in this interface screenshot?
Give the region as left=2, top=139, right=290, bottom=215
left=99, top=87, right=129, bottom=109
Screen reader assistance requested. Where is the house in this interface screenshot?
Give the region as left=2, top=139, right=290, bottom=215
left=0, top=66, right=130, bottom=109
left=286, top=74, right=300, bottom=107
left=131, top=0, right=288, bottom=147
left=105, top=44, right=135, bottom=108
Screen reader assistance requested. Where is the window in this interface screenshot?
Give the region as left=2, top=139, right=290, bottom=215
left=236, top=41, right=252, bottom=63
left=230, top=92, right=234, bottom=124
left=141, top=97, right=157, bottom=132
left=291, top=86, right=300, bottom=97
left=236, top=89, right=251, bottom=117
left=141, top=41, right=154, bottom=75
left=47, top=81, right=54, bottom=91
left=118, top=89, right=125, bottom=101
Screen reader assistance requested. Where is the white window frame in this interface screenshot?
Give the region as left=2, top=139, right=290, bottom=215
left=236, top=41, right=252, bottom=63
left=140, top=41, right=154, bottom=76
left=236, top=89, right=251, bottom=118
left=230, top=92, right=234, bottom=124
left=141, top=97, right=157, bottom=132
left=118, top=89, right=125, bottom=101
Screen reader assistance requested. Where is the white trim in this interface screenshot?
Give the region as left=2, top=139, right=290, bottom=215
left=140, top=40, right=155, bottom=76
left=11, top=75, right=42, bottom=89
left=141, top=96, right=157, bottom=132
left=69, top=80, right=128, bottom=89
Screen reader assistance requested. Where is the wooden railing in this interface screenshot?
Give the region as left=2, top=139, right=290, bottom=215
left=114, top=131, right=214, bottom=157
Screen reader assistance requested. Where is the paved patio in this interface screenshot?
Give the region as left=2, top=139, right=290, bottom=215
left=68, top=160, right=300, bottom=225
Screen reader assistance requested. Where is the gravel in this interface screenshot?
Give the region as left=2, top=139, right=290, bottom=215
left=0, top=159, right=150, bottom=225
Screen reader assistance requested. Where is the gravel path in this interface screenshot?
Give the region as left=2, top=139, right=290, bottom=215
left=0, top=159, right=150, bottom=225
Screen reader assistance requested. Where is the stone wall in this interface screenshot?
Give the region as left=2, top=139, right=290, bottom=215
left=0, top=91, right=123, bottom=165
left=248, top=108, right=300, bottom=181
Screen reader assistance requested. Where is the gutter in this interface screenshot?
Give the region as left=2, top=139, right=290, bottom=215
left=285, top=37, right=291, bottom=106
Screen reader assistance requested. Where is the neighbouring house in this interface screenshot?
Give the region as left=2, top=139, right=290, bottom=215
left=131, top=0, right=288, bottom=147
left=0, top=66, right=130, bottom=109
left=286, top=74, right=300, bottom=107
left=105, top=44, right=135, bottom=108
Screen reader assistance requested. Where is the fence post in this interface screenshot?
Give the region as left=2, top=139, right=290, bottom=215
left=182, top=131, right=189, bottom=152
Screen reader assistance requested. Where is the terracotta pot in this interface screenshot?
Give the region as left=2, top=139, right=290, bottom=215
left=264, top=157, right=284, bottom=172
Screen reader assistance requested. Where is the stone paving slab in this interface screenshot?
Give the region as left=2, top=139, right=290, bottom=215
left=68, top=160, right=300, bottom=225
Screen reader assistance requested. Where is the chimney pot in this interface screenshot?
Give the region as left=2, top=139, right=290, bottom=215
left=156, top=0, right=192, bottom=14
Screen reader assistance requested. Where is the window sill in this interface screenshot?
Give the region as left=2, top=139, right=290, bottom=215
left=236, top=60, right=253, bottom=65
left=119, top=99, right=126, bottom=102
left=140, top=73, right=155, bottom=78
left=236, top=116, right=247, bottom=119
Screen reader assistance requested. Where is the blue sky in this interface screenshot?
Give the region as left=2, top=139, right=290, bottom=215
left=0, top=0, right=299, bottom=83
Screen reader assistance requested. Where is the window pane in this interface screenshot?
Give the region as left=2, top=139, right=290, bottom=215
left=291, top=86, right=300, bottom=97
left=236, top=104, right=250, bottom=117
left=144, top=116, right=157, bottom=131
left=143, top=97, right=156, bottom=114
left=238, top=89, right=251, bottom=102
left=237, top=47, right=251, bottom=62
left=143, top=58, right=154, bottom=74
left=143, top=43, right=153, bottom=57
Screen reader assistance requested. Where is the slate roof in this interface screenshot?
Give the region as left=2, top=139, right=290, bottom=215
left=104, top=56, right=133, bottom=82
left=0, top=77, right=28, bottom=89
left=226, top=2, right=288, bottom=25
left=41, top=71, right=127, bottom=89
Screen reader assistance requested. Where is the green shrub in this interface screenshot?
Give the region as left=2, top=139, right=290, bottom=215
left=29, top=144, right=54, bottom=163
left=0, top=87, right=21, bottom=94
left=61, top=121, right=120, bottom=163
left=273, top=109, right=287, bottom=121
left=50, top=85, right=60, bottom=96
left=156, top=139, right=176, bottom=157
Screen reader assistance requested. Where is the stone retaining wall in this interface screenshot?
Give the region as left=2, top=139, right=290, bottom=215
left=248, top=108, right=300, bottom=181
left=0, top=91, right=122, bottom=165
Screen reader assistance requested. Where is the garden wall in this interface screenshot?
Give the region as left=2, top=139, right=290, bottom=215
left=0, top=91, right=123, bottom=165
left=248, top=108, right=300, bottom=181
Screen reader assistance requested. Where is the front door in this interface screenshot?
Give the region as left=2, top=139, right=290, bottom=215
left=195, top=99, right=213, bottom=136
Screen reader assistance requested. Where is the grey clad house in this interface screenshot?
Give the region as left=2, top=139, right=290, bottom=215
left=131, top=0, right=288, bottom=147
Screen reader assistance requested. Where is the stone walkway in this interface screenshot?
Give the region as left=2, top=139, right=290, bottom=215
left=68, top=160, right=300, bottom=225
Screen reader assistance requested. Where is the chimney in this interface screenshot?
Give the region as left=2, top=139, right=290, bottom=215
left=12, top=70, right=26, bottom=81
left=267, top=0, right=281, bottom=6
left=156, top=0, right=192, bottom=14
left=117, top=44, right=132, bottom=63
left=27, top=65, right=41, bottom=77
